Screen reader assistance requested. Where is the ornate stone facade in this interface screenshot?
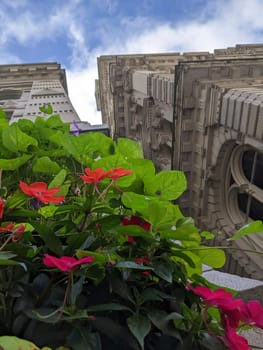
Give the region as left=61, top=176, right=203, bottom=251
left=0, top=62, right=80, bottom=124
left=96, top=44, right=263, bottom=279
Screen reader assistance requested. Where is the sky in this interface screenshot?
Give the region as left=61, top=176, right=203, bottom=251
left=0, top=0, right=262, bottom=124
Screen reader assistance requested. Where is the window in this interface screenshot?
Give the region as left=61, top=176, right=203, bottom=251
left=225, top=145, right=263, bottom=225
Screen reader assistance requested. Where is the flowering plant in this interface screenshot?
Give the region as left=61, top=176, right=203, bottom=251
left=0, top=107, right=262, bottom=350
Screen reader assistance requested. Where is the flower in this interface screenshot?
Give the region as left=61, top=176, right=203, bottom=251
left=0, top=197, right=4, bottom=219
left=188, top=285, right=243, bottom=311
left=121, top=215, right=151, bottom=244
left=240, top=300, right=263, bottom=329
left=20, top=181, right=65, bottom=204
left=136, top=256, right=150, bottom=265
left=0, top=223, right=15, bottom=232
left=109, top=167, right=132, bottom=180
left=223, top=326, right=251, bottom=350
left=79, top=168, right=111, bottom=184
left=121, top=215, right=151, bottom=231
left=12, top=225, right=25, bottom=242
left=43, top=254, right=94, bottom=272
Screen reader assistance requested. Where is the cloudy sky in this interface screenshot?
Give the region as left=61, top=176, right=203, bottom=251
left=1, top=0, right=262, bottom=124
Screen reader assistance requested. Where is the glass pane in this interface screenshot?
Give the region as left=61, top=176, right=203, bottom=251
left=238, top=193, right=263, bottom=221
left=254, top=152, right=263, bottom=190
left=242, top=151, right=263, bottom=190
left=242, top=150, right=255, bottom=181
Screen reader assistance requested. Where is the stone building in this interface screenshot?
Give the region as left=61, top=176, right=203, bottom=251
left=0, top=62, right=80, bottom=124
left=96, top=44, right=263, bottom=279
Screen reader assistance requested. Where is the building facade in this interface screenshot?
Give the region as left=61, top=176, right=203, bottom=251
left=96, top=44, right=263, bottom=279
left=0, top=62, right=80, bottom=124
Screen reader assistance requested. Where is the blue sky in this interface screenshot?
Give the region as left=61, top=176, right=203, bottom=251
left=0, top=0, right=262, bottom=124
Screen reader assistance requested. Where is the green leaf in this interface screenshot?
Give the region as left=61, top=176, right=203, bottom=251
left=121, top=192, right=154, bottom=217
left=32, top=156, right=60, bottom=174
left=195, top=247, right=226, bottom=268
left=2, top=123, right=38, bottom=152
left=49, top=169, right=67, bottom=188
left=0, top=154, right=32, bottom=170
left=32, top=222, right=63, bottom=256
left=148, top=201, right=184, bottom=230
left=152, top=260, right=174, bottom=283
left=76, top=250, right=107, bottom=265
left=144, top=170, right=187, bottom=200
left=39, top=103, right=53, bottom=115
left=200, top=231, right=215, bottom=240
left=171, top=251, right=202, bottom=277
left=0, top=336, right=40, bottom=350
left=67, top=326, right=102, bottom=350
left=0, top=109, right=9, bottom=129
left=127, top=314, right=151, bottom=350
left=38, top=205, right=58, bottom=218
left=0, top=251, right=17, bottom=260
left=230, top=220, right=263, bottom=241
left=115, top=261, right=153, bottom=270
left=116, top=138, right=143, bottom=159
left=87, top=303, right=133, bottom=313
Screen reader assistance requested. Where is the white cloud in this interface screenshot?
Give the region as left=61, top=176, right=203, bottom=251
left=67, top=0, right=263, bottom=124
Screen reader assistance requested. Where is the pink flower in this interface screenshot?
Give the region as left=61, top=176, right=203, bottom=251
left=43, top=254, right=94, bottom=272
left=79, top=168, right=111, bottom=184
left=109, top=168, right=132, bottom=180
left=0, top=197, right=4, bottom=219
left=224, top=326, right=251, bottom=350
left=188, top=285, right=243, bottom=311
left=20, top=181, right=65, bottom=204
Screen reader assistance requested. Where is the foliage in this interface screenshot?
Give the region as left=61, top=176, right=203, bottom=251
left=0, top=108, right=262, bottom=350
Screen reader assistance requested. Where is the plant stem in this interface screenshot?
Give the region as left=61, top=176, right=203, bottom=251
left=0, top=235, right=13, bottom=251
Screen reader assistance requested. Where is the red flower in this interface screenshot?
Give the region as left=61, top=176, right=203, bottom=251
left=12, top=225, right=25, bottom=242
left=121, top=215, right=151, bottom=245
left=0, top=197, right=4, bottom=219
left=109, top=168, right=132, bottom=180
left=43, top=254, right=94, bottom=272
left=240, top=300, right=263, bottom=329
left=188, top=285, right=243, bottom=311
left=136, top=256, right=150, bottom=265
left=79, top=168, right=111, bottom=184
left=20, top=181, right=65, bottom=204
left=223, top=326, right=251, bottom=350
left=121, top=216, right=151, bottom=231
left=0, top=223, right=15, bottom=232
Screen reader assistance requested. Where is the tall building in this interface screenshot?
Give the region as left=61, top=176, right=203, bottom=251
left=0, top=62, right=80, bottom=124
left=96, top=44, right=263, bottom=279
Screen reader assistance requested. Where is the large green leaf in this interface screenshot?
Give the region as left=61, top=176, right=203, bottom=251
left=0, top=109, right=9, bottom=129
left=0, top=154, right=32, bottom=170
left=2, top=124, right=38, bottom=152
left=115, top=261, right=153, bottom=270
left=0, top=336, right=41, bottom=350
left=195, top=247, right=226, bottom=268
left=127, top=314, right=151, bottom=350
left=121, top=192, right=154, bottom=217
left=144, top=170, right=187, bottom=200
left=148, top=201, right=184, bottom=230
left=116, top=138, right=143, bottom=159
left=230, top=220, right=263, bottom=241
left=32, top=222, right=63, bottom=256
left=32, top=156, right=61, bottom=174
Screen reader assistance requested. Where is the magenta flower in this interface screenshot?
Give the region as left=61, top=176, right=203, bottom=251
left=0, top=197, right=4, bottom=219
left=224, top=326, right=251, bottom=350
left=188, top=285, right=243, bottom=311
left=43, top=254, right=94, bottom=272
left=240, top=300, right=263, bottom=329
